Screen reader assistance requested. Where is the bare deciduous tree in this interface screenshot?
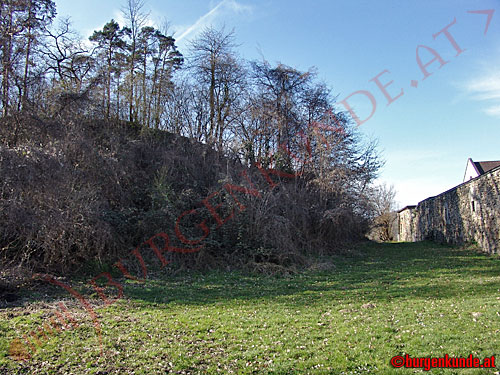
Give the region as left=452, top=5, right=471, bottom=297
left=367, top=183, right=398, bottom=242
left=121, top=0, right=148, bottom=122
left=189, top=26, right=245, bottom=151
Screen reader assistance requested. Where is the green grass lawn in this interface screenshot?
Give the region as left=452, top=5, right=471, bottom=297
left=1, top=241, right=499, bottom=374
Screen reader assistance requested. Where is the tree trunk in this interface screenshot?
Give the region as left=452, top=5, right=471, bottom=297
left=2, top=7, right=13, bottom=116
left=142, top=44, right=147, bottom=126
left=208, top=56, right=216, bottom=144
left=22, top=2, right=34, bottom=110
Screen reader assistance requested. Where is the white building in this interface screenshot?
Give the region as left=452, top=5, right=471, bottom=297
left=463, top=158, right=500, bottom=183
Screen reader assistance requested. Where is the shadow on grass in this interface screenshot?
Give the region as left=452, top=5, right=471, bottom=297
left=3, top=241, right=500, bottom=310
left=120, top=241, right=500, bottom=308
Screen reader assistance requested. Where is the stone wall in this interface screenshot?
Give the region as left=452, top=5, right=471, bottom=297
left=398, top=207, right=417, bottom=242
left=397, top=166, right=500, bottom=254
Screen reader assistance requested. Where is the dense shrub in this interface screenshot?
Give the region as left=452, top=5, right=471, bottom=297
left=0, top=112, right=373, bottom=274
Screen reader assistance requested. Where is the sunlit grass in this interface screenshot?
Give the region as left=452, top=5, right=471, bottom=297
left=1, top=241, right=499, bottom=374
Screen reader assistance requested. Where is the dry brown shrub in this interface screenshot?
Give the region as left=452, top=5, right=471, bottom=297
left=0, top=111, right=372, bottom=275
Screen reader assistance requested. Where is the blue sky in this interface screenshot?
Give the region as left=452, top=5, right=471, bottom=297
left=54, top=0, right=500, bottom=207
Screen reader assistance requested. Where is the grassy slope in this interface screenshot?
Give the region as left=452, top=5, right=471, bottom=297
left=1, top=241, right=499, bottom=374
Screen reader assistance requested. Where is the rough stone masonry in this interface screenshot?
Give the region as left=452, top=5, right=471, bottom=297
left=397, top=166, right=500, bottom=254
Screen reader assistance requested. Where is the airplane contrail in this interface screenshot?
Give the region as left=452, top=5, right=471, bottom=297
left=176, top=0, right=228, bottom=42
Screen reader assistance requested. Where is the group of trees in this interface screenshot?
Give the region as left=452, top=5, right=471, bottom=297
left=0, top=0, right=56, bottom=115
left=0, top=0, right=396, bottom=272
left=1, top=0, right=184, bottom=127
left=1, top=0, right=380, bottom=176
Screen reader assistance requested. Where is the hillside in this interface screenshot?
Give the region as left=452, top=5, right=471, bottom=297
left=0, top=112, right=373, bottom=279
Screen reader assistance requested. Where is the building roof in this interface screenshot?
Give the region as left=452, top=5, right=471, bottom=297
left=473, top=160, right=500, bottom=175
left=397, top=205, right=416, bottom=213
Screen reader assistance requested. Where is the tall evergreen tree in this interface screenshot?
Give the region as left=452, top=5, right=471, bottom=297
left=89, top=20, right=127, bottom=118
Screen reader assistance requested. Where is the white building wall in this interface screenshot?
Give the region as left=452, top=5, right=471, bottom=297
left=463, top=158, right=480, bottom=183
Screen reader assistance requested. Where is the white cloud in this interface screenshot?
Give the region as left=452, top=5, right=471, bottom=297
left=81, top=10, right=126, bottom=41
left=224, top=0, right=253, bottom=13
left=175, top=0, right=252, bottom=43
left=463, top=71, right=500, bottom=118
left=484, top=105, right=500, bottom=117
left=112, top=10, right=128, bottom=29
left=80, top=1, right=251, bottom=50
